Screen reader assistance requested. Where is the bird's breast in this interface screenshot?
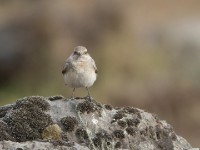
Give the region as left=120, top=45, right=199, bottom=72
left=64, top=61, right=96, bottom=88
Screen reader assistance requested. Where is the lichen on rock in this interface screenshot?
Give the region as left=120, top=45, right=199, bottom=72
left=61, top=116, right=78, bottom=132
left=76, top=100, right=95, bottom=114
left=75, top=127, right=89, bottom=144
left=42, top=124, right=62, bottom=140
left=0, top=104, right=14, bottom=118
left=92, top=130, right=113, bottom=149
left=113, top=130, right=125, bottom=139
left=2, top=96, right=53, bottom=142
left=0, top=95, right=195, bottom=150
left=14, top=96, right=50, bottom=111
left=0, top=120, right=15, bottom=141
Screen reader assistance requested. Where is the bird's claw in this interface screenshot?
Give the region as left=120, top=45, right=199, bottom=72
left=85, top=96, right=92, bottom=101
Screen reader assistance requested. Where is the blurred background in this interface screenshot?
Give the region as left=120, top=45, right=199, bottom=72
left=0, top=0, right=199, bottom=147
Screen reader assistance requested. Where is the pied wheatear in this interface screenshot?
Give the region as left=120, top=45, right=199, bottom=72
left=62, top=46, right=98, bottom=99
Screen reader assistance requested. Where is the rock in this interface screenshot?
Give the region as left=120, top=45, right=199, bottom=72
left=0, top=140, right=89, bottom=150
left=0, top=95, right=196, bottom=150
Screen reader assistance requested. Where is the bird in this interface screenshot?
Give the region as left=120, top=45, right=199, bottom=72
left=62, top=46, right=98, bottom=99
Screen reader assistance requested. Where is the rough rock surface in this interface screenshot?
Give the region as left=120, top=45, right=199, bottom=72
left=0, top=95, right=196, bottom=150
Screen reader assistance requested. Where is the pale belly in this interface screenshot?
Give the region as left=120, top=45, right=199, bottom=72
left=64, top=69, right=96, bottom=88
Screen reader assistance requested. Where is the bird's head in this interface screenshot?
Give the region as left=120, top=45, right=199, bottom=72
left=73, top=46, right=88, bottom=57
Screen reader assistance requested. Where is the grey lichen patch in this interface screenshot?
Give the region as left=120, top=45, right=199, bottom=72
left=14, top=96, right=50, bottom=111
left=42, top=124, right=62, bottom=141
left=61, top=132, right=69, bottom=141
left=75, top=128, right=89, bottom=142
left=124, top=107, right=139, bottom=114
left=0, top=120, right=15, bottom=141
left=0, top=105, right=13, bottom=118
left=126, top=118, right=140, bottom=127
left=117, top=120, right=127, bottom=128
left=126, top=127, right=138, bottom=136
left=155, top=125, right=170, bottom=140
left=104, top=104, right=112, bottom=110
left=113, top=110, right=126, bottom=120
left=96, top=131, right=112, bottom=141
left=92, top=136, right=102, bottom=148
left=113, top=130, right=125, bottom=139
left=171, top=132, right=177, bottom=141
left=92, top=131, right=113, bottom=148
left=140, top=128, right=148, bottom=137
left=76, top=101, right=95, bottom=114
left=61, top=116, right=78, bottom=132
left=155, top=125, right=175, bottom=149
left=115, top=141, right=122, bottom=149
left=149, top=126, right=157, bottom=140
left=3, top=96, right=53, bottom=142
left=48, top=95, right=64, bottom=101
left=152, top=113, right=160, bottom=122
left=157, top=138, right=174, bottom=150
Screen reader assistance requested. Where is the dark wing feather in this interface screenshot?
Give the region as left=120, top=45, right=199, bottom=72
left=62, top=62, right=69, bottom=74
left=92, top=59, right=98, bottom=74
left=95, top=69, right=98, bottom=74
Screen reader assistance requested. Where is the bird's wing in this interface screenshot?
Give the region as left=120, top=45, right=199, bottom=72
left=92, top=59, right=98, bottom=74
left=62, top=61, right=70, bottom=74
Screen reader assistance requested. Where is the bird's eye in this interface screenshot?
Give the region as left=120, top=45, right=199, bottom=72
left=74, top=51, right=79, bottom=55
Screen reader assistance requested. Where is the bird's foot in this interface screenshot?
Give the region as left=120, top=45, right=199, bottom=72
left=84, top=95, right=92, bottom=101
left=70, top=96, right=83, bottom=100
left=70, top=96, right=75, bottom=100
left=75, top=97, right=82, bottom=99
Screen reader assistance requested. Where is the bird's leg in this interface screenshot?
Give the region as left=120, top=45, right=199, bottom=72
left=86, top=87, right=92, bottom=101
left=86, top=87, right=90, bottom=97
left=71, top=88, right=75, bottom=99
